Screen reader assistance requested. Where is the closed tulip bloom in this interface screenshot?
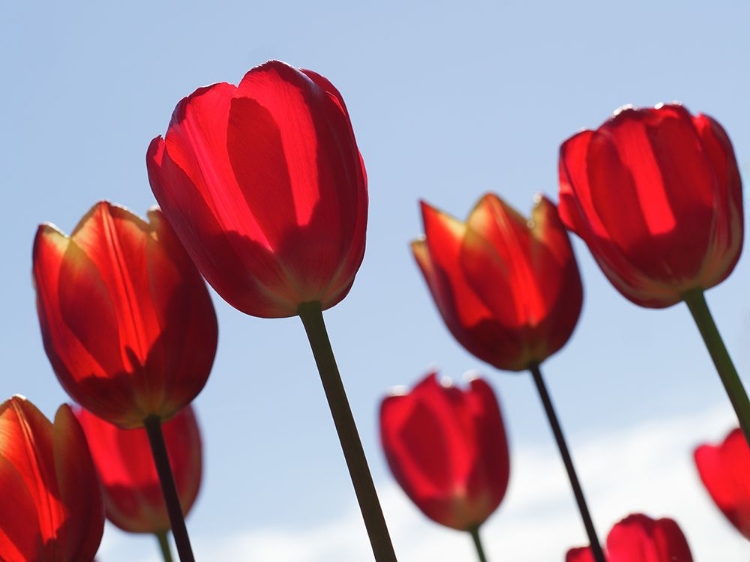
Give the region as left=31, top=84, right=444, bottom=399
left=75, top=405, right=202, bottom=534
left=147, top=60, right=368, bottom=319
left=694, top=427, right=750, bottom=539
left=566, top=514, right=693, bottom=562
left=33, top=202, right=218, bottom=428
left=0, top=396, right=104, bottom=562
left=566, top=548, right=596, bottom=562
left=559, top=103, right=743, bottom=308
left=412, top=194, right=582, bottom=371
left=380, top=373, right=510, bottom=531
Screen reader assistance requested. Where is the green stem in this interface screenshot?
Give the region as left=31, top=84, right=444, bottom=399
left=156, top=531, right=175, bottom=562
left=144, top=416, right=195, bottom=562
left=684, top=288, right=750, bottom=444
left=529, top=364, right=605, bottom=562
left=297, top=301, right=398, bottom=562
left=469, top=526, right=488, bottom=562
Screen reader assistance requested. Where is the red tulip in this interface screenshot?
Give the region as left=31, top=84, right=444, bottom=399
left=559, top=103, right=743, bottom=308
left=380, top=373, right=510, bottom=531
left=412, top=194, right=582, bottom=371
left=566, top=513, right=693, bottom=562
left=694, top=427, right=750, bottom=539
left=147, top=60, right=368, bottom=319
left=0, top=396, right=104, bottom=562
left=566, top=547, right=596, bottom=562
left=33, top=201, right=218, bottom=428
left=75, top=405, right=202, bottom=534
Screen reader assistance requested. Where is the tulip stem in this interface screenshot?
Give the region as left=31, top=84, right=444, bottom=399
left=298, top=301, right=398, bottom=562
left=156, top=531, right=175, bottom=562
left=529, top=364, right=604, bottom=562
left=469, top=526, right=488, bottom=562
left=684, top=289, right=750, bottom=445
left=144, top=416, right=195, bottom=562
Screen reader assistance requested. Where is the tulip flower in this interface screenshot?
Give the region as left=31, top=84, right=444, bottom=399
left=147, top=61, right=394, bottom=561
left=566, top=548, right=596, bottom=562
left=0, top=396, right=104, bottom=562
left=412, top=194, right=582, bottom=372
left=34, top=201, right=217, bottom=561
left=413, top=194, right=603, bottom=559
left=33, top=201, right=218, bottom=429
left=567, top=513, right=693, bottom=562
left=558, top=103, right=742, bottom=309
left=381, top=372, right=509, bottom=560
left=75, top=405, right=202, bottom=535
left=147, top=59, right=368, bottom=320
left=694, top=427, right=750, bottom=539
left=558, top=103, right=750, bottom=447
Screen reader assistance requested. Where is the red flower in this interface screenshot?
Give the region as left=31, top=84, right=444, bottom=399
left=75, top=405, right=202, bottom=534
left=0, top=396, right=104, bottom=562
left=566, top=547, right=596, bottom=562
left=147, top=60, right=367, bottom=319
left=567, top=513, right=693, bottom=562
left=379, top=373, right=510, bottom=531
left=694, top=427, right=750, bottom=539
left=559, top=103, right=743, bottom=308
left=33, top=202, right=218, bottom=428
left=412, top=194, right=582, bottom=371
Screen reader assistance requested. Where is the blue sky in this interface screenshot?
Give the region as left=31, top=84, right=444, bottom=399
left=2, top=1, right=749, bottom=559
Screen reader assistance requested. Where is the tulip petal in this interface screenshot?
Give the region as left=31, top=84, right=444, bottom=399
left=416, top=202, right=499, bottom=350
left=0, top=397, right=64, bottom=545
left=591, top=106, right=713, bottom=279
left=148, top=81, right=300, bottom=315
left=464, top=378, right=510, bottom=520
left=53, top=405, right=104, bottom=561
left=142, top=210, right=218, bottom=416
left=34, top=225, right=128, bottom=402
left=149, top=135, right=296, bottom=317
left=0, top=456, right=42, bottom=562
left=691, top=114, right=744, bottom=287
left=230, top=61, right=366, bottom=301
left=463, top=194, right=534, bottom=327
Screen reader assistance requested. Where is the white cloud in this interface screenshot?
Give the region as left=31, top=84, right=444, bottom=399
left=98, top=405, right=749, bottom=561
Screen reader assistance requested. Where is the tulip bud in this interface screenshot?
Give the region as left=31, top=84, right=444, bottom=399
left=567, top=513, right=693, bottom=562
left=147, top=60, right=368, bottom=318
left=380, top=373, right=510, bottom=531
left=75, top=405, right=202, bottom=534
left=559, top=103, right=743, bottom=308
left=412, top=194, right=582, bottom=371
left=33, top=201, right=218, bottom=428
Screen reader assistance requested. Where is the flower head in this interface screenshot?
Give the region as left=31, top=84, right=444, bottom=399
left=412, top=194, right=582, bottom=371
left=33, top=201, right=218, bottom=428
left=567, top=513, right=693, bottom=562
left=559, top=103, right=743, bottom=307
left=147, top=60, right=368, bottom=318
left=380, top=373, right=509, bottom=530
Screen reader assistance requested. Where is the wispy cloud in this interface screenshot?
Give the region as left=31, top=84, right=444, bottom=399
left=98, top=404, right=747, bottom=561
